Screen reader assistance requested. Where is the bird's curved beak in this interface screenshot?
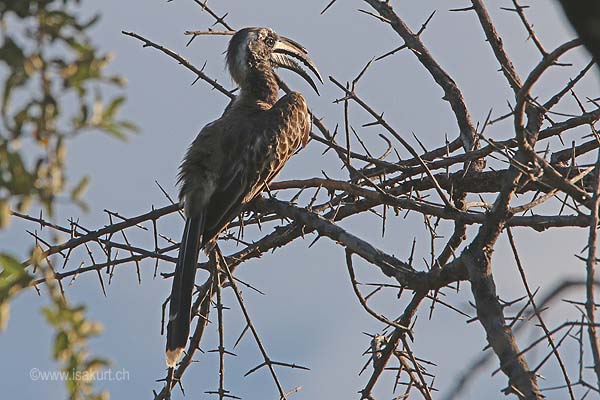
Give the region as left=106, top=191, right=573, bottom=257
left=271, top=36, right=323, bottom=95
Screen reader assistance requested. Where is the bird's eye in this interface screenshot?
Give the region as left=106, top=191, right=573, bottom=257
left=265, top=37, right=275, bottom=47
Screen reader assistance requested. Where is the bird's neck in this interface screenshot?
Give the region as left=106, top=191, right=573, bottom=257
left=238, top=62, right=279, bottom=107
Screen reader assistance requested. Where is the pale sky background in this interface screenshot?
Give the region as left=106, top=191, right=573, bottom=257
left=1, top=1, right=599, bottom=399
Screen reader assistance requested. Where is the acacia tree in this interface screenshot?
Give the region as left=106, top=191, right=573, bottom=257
left=5, top=1, right=600, bottom=399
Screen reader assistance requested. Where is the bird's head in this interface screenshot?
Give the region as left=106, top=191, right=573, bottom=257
left=227, top=27, right=322, bottom=94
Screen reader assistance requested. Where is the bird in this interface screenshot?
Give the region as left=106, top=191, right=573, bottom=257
left=166, top=27, right=322, bottom=367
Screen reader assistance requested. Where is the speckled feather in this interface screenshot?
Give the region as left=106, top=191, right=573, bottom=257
left=177, top=71, right=310, bottom=246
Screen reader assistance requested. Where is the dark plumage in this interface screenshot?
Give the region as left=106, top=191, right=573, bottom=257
left=166, top=27, right=321, bottom=367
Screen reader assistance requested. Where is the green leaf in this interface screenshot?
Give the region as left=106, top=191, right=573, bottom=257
left=0, top=253, right=26, bottom=277
left=103, top=96, right=125, bottom=120
left=0, top=1, right=34, bottom=18
left=101, top=123, right=127, bottom=141
left=0, top=37, right=25, bottom=67
left=0, top=199, right=10, bottom=229
left=53, top=331, right=70, bottom=359
left=62, top=35, right=91, bottom=54
left=0, top=302, right=9, bottom=331
left=41, top=307, right=60, bottom=327
left=71, top=176, right=90, bottom=201
left=0, top=252, right=32, bottom=331
left=5, top=148, right=35, bottom=194
left=118, top=120, right=140, bottom=134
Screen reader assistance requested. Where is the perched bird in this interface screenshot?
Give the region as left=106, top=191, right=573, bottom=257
left=166, top=27, right=322, bottom=367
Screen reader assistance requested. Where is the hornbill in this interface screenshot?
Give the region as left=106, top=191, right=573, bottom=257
left=166, top=27, right=322, bottom=367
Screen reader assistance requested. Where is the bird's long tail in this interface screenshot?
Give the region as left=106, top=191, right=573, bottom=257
left=166, top=213, right=204, bottom=367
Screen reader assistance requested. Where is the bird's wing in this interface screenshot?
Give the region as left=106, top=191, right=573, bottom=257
left=178, top=123, right=224, bottom=215
left=203, top=156, right=250, bottom=242
left=242, top=92, right=311, bottom=203
left=180, top=93, right=310, bottom=244
left=177, top=119, right=246, bottom=244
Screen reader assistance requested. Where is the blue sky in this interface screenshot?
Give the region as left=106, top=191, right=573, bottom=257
left=1, top=1, right=599, bottom=399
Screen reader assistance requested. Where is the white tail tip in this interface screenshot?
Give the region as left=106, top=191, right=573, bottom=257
left=166, top=348, right=183, bottom=368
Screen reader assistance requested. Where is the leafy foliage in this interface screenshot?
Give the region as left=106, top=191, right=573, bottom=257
left=41, top=260, right=110, bottom=400
left=0, top=0, right=137, bottom=217
left=0, top=2, right=136, bottom=398
left=0, top=252, right=32, bottom=331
